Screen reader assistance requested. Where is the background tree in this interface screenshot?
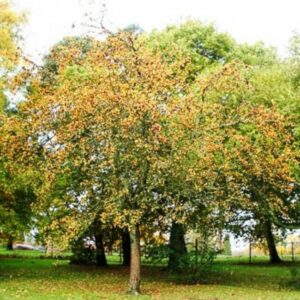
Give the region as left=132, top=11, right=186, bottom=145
left=146, top=20, right=235, bottom=82
left=196, top=63, right=299, bottom=263
left=0, top=0, right=24, bottom=111
left=0, top=0, right=35, bottom=249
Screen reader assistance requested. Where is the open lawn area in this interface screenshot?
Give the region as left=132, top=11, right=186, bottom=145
left=0, top=254, right=299, bottom=300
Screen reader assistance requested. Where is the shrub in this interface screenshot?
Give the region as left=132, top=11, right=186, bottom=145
left=143, top=243, right=170, bottom=265
left=280, top=267, right=300, bottom=290
left=70, top=237, right=96, bottom=265
left=169, top=242, right=218, bottom=284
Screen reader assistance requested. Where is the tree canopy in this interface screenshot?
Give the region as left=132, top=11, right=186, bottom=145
left=0, top=3, right=299, bottom=293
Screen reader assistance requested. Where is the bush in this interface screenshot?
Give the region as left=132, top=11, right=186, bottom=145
left=70, top=237, right=96, bottom=265
left=178, top=248, right=217, bottom=270
left=280, top=267, right=300, bottom=290
left=169, top=242, right=218, bottom=284
left=143, top=243, right=170, bottom=265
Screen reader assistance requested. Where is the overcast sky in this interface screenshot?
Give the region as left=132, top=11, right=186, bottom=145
left=13, top=0, right=300, bottom=62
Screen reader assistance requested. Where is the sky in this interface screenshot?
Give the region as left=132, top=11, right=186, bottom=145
left=13, top=0, right=300, bottom=63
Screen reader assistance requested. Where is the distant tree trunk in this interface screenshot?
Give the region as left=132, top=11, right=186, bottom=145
left=217, top=230, right=223, bottom=252
left=6, top=236, right=13, bottom=251
left=95, top=231, right=107, bottom=266
left=122, top=228, right=131, bottom=266
left=264, top=221, right=282, bottom=264
left=168, top=222, right=187, bottom=270
left=128, top=224, right=141, bottom=295
left=223, top=234, right=232, bottom=256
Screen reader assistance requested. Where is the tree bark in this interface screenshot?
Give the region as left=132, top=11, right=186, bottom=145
left=128, top=224, right=141, bottom=295
left=168, top=222, right=187, bottom=270
left=264, top=221, right=282, bottom=264
left=122, top=228, right=131, bottom=266
left=95, top=232, right=107, bottom=266
left=6, top=236, right=13, bottom=251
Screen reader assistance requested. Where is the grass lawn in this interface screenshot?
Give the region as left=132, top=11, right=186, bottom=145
left=0, top=253, right=299, bottom=299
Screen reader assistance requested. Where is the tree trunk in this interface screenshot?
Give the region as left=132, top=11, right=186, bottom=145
left=168, top=222, right=187, bottom=270
left=6, top=236, right=13, bottom=251
left=264, top=221, right=282, bottom=264
left=95, top=232, right=107, bottom=266
left=122, top=228, right=131, bottom=266
left=128, top=224, right=141, bottom=295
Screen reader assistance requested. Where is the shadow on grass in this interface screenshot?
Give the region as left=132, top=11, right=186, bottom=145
left=0, top=257, right=299, bottom=294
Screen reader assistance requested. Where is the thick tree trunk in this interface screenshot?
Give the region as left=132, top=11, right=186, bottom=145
left=168, top=222, right=187, bottom=270
left=95, top=232, right=107, bottom=266
left=122, top=228, right=131, bottom=266
left=128, top=224, right=141, bottom=295
left=6, top=236, right=13, bottom=251
left=264, top=221, right=282, bottom=264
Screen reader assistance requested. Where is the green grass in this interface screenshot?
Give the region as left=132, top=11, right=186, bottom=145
left=0, top=255, right=299, bottom=299
left=216, top=254, right=300, bottom=264
left=0, top=247, right=72, bottom=259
